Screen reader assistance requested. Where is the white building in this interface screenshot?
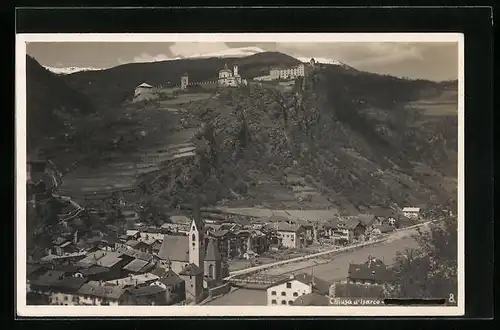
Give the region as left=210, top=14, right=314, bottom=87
left=218, top=63, right=246, bottom=87
left=269, top=63, right=305, bottom=80
left=266, top=273, right=330, bottom=306
left=134, top=82, right=157, bottom=101
left=402, top=207, right=421, bottom=220
left=273, top=222, right=307, bottom=249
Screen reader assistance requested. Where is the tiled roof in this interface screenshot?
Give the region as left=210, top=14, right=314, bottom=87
left=348, top=258, right=389, bottom=283
left=179, top=263, right=203, bottom=276
left=30, top=270, right=65, bottom=287
left=77, top=281, right=126, bottom=300
left=126, top=285, right=165, bottom=296
left=157, top=235, right=189, bottom=262
left=356, top=214, right=376, bottom=227
left=210, top=229, right=231, bottom=237
left=52, top=277, right=87, bottom=291
left=292, top=293, right=330, bottom=306
left=78, top=266, right=110, bottom=276
left=160, top=270, right=185, bottom=286
left=116, top=246, right=153, bottom=261
left=105, top=273, right=159, bottom=287
left=123, top=259, right=150, bottom=273
left=337, top=216, right=364, bottom=230
left=125, top=240, right=141, bottom=247
left=205, top=239, right=222, bottom=261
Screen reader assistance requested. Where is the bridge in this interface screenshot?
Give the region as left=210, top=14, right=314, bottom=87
left=223, top=220, right=435, bottom=283
left=227, top=273, right=289, bottom=289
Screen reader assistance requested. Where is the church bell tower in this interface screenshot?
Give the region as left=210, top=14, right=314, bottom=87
left=188, top=198, right=205, bottom=273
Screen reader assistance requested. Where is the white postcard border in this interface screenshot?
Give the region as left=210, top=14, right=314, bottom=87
left=15, top=33, right=465, bottom=317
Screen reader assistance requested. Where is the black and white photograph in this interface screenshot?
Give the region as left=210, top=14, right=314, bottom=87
left=16, top=33, right=464, bottom=317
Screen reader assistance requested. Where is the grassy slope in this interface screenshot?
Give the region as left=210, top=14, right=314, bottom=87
left=26, top=56, right=96, bottom=153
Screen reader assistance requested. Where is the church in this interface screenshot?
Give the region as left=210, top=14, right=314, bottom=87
left=218, top=63, right=246, bottom=87
left=157, top=210, right=223, bottom=303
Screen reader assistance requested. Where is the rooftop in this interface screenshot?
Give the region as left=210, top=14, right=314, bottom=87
left=179, top=263, right=203, bottom=276
left=104, top=273, right=159, bottom=287
left=126, top=285, right=165, bottom=297
left=157, top=235, right=189, bottom=262
left=77, top=281, right=126, bottom=300
left=123, top=259, right=152, bottom=273
left=348, top=257, right=390, bottom=283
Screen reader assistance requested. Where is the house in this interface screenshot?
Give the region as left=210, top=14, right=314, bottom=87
left=47, top=277, right=88, bottom=305
left=28, top=270, right=87, bottom=305
left=356, top=214, right=377, bottom=231
left=208, top=229, right=233, bottom=260
left=368, top=207, right=397, bottom=225
left=335, top=217, right=367, bottom=244
left=51, top=237, right=77, bottom=256
left=124, top=239, right=152, bottom=253
left=134, top=82, right=157, bottom=102
left=402, top=207, right=421, bottom=220
left=76, top=281, right=127, bottom=305
left=76, top=250, right=134, bottom=280
left=347, top=256, right=391, bottom=285
left=151, top=267, right=186, bottom=305
left=266, top=273, right=330, bottom=306
left=267, top=222, right=307, bottom=249
left=122, top=285, right=166, bottom=305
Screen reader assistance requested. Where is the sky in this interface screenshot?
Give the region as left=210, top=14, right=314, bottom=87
left=26, top=41, right=459, bottom=81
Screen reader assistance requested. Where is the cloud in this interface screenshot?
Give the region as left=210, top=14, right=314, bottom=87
left=169, top=42, right=231, bottom=58
left=131, top=52, right=172, bottom=63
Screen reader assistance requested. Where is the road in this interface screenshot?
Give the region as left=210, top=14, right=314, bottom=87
left=205, top=234, right=420, bottom=306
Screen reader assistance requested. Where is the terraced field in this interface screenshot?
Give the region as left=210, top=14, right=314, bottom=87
left=57, top=103, right=198, bottom=199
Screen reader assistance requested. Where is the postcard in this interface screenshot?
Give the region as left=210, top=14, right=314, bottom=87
left=16, top=32, right=464, bottom=317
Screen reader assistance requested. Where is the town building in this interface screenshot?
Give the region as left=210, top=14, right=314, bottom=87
left=263, top=222, right=307, bottom=249
left=122, top=285, right=166, bottom=306
left=76, top=281, right=127, bottom=305
left=134, top=82, right=157, bottom=101
left=266, top=273, right=331, bottom=306
left=402, top=207, right=421, bottom=220
left=151, top=267, right=186, bottom=305
left=347, top=256, right=391, bottom=285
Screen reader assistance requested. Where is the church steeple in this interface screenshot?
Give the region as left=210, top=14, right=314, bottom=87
left=188, top=196, right=205, bottom=271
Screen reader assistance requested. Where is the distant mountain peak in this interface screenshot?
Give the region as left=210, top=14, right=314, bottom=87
left=43, top=66, right=107, bottom=75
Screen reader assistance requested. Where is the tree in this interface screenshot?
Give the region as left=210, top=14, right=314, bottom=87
left=388, top=215, right=458, bottom=300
